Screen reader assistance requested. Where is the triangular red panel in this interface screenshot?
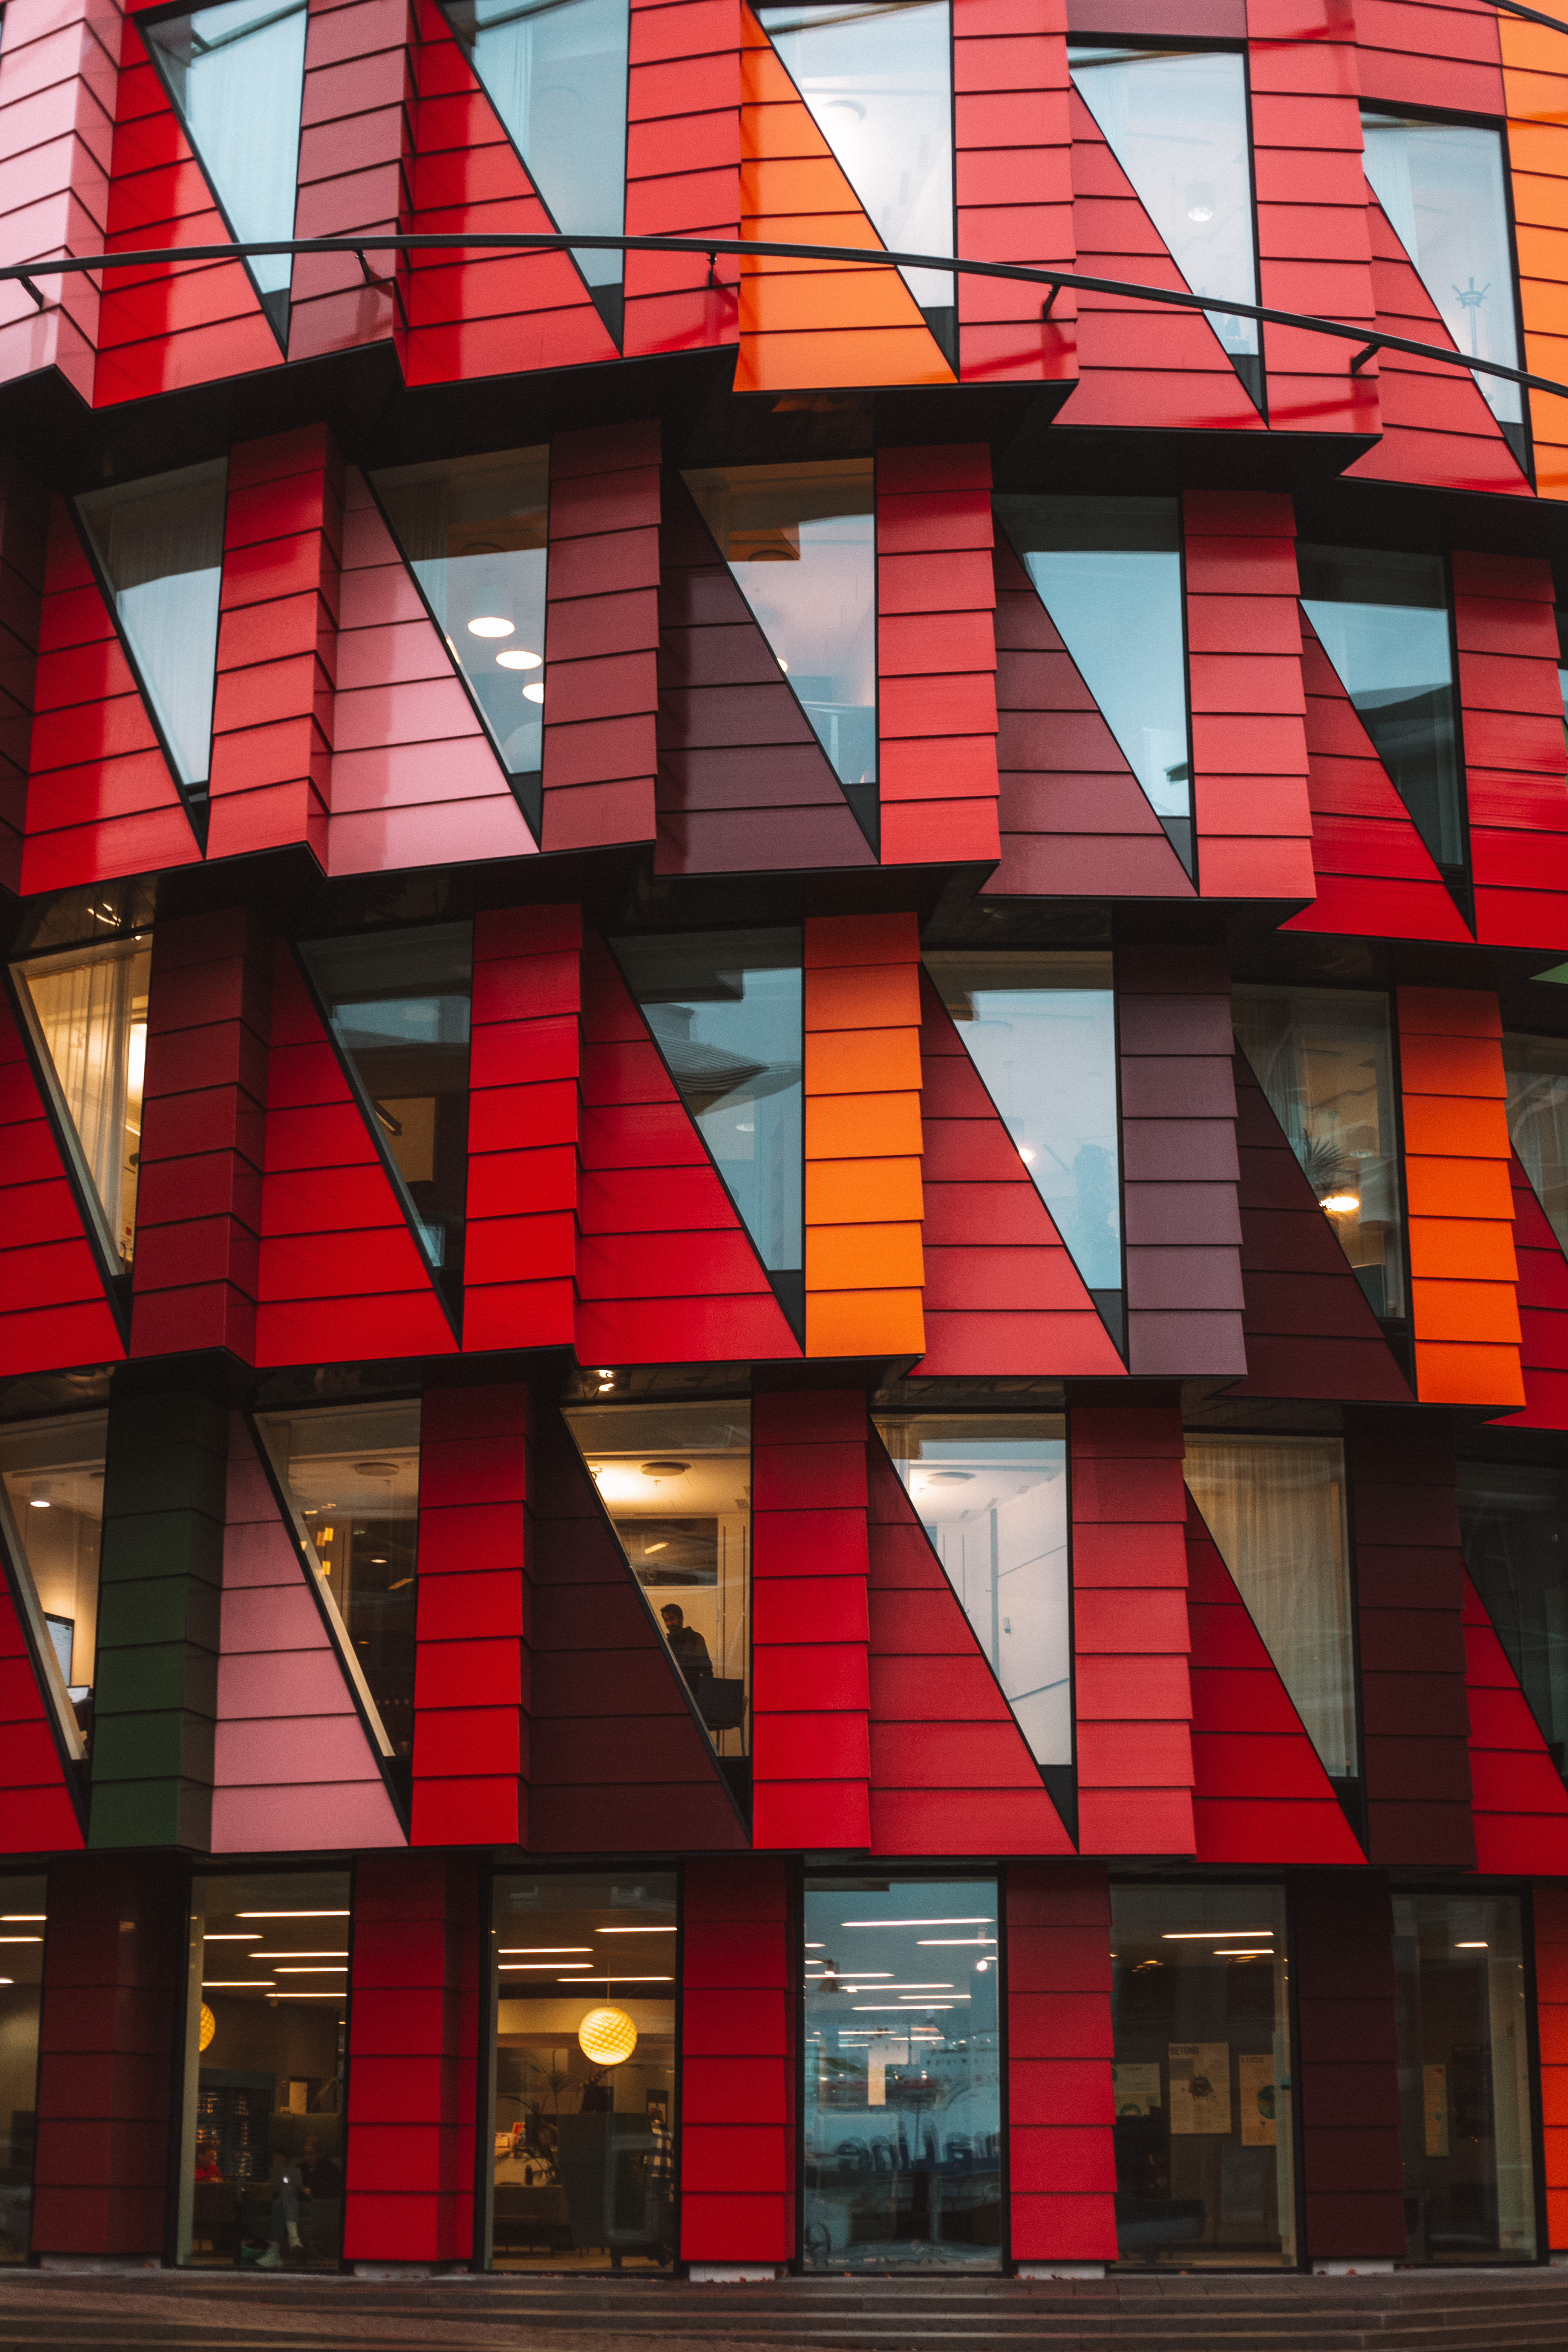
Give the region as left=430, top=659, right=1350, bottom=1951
left=1285, top=614, right=1473, bottom=945
left=255, top=943, right=459, bottom=1367
left=916, top=968, right=1125, bottom=1376
left=1505, top=1149, right=1568, bottom=1430
left=1349, top=194, right=1530, bottom=497
left=0, top=988, right=126, bottom=1378
left=1462, top=1567, right=1568, bottom=1874
left=402, top=0, right=622, bottom=384
left=529, top=1403, right=747, bottom=1850
left=0, top=1566, right=86, bottom=1851
left=1061, top=90, right=1261, bottom=432
left=655, top=475, right=875, bottom=874
left=22, top=500, right=202, bottom=896
left=576, top=937, right=802, bottom=1365
left=867, top=1440, right=1075, bottom=1855
left=986, top=535, right=1196, bottom=899
left=1186, top=1500, right=1365, bottom=1866
left=93, top=21, right=281, bottom=406
left=1228, top=1050, right=1414, bottom=1403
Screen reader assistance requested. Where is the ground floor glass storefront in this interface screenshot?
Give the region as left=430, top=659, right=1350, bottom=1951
left=0, top=1875, right=44, bottom=2264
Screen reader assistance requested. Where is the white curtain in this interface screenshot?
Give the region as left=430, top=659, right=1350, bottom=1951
left=78, top=462, right=226, bottom=790
left=1185, top=1433, right=1358, bottom=1779
left=24, top=942, right=147, bottom=1261
left=151, top=0, right=308, bottom=299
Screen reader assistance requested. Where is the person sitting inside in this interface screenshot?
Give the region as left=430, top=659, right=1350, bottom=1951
left=300, top=2135, right=340, bottom=2200
left=659, top=1604, right=711, bottom=1690
left=193, top=2133, right=223, bottom=2183
left=255, top=2151, right=303, bottom=2269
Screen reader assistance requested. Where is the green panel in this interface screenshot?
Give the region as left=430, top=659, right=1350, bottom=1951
left=96, top=1507, right=224, bottom=1588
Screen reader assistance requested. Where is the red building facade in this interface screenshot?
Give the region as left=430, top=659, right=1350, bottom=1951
left=0, top=0, right=1567, bottom=2283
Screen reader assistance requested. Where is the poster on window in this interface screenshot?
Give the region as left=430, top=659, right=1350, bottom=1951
left=1168, top=2042, right=1230, bottom=2133
left=1424, top=2063, right=1449, bottom=2157
left=1112, top=2062, right=1163, bottom=2119
left=1239, top=2052, right=1277, bottom=2146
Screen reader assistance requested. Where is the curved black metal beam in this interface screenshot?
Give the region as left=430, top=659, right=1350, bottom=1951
left=4, top=230, right=1566, bottom=405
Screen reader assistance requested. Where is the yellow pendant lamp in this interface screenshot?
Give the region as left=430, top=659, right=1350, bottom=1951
left=578, top=2005, right=638, bottom=2066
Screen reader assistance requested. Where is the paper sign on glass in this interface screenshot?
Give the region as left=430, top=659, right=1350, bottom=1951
left=1239, top=2052, right=1277, bottom=2146
left=1112, top=2061, right=1163, bottom=2119
left=1169, top=2042, right=1230, bottom=2134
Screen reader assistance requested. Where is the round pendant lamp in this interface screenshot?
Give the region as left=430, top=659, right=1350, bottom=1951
left=199, top=2003, right=216, bottom=2052
left=578, top=2005, right=638, bottom=2066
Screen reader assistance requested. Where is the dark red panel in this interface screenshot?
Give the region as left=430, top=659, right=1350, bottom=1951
left=1007, top=1861, right=1117, bottom=2261
left=289, top=0, right=413, bottom=363
left=1455, top=551, right=1568, bottom=952
left=622, top=0, right=741, bottom=359
left=0, top=1554, right=86, bottom=1853
left=0, top=986, right=126, bottom=1378
left=1463, top=1567, right=1568, bottom=1873
left=1506, top=1149, right=1568, bottom=1432
left=1294, top=1874, right=1407, bottom=2262
left=680, top=1857, right=794, bottom=2262
left=0, top=456, right=46, bottom=894
left=954, top=0, right=1076, bottom=389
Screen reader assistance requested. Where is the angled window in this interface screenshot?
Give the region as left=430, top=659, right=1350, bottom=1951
left=1557, top=608, right=1568, bottom=747
left=683, top=462, right=876, bottom=838
left=994, top=495, right=1193, bottom=871
left=1184, top=1432, right=1357, bottom=1781
left=1233, top=982, right=1406, bottom=1321
left=1459, top=1460, right=1568, bottom=1777
left=299, top=925, right=473, bottom=1291
left=255, top=1402, right=421, bottom=1761
left=923, top=951, right=1122, bottom=1315
left=14, top=934, right=151, bottom=1273
left=142, top=0, right=308, bottom=344
left=1504, top=1031, right=1568, bottom=1252
left=1070, top=45, right=1262, bottom=408
left=565, top=1405, right=751, bottom=1764
left=1361, top=113, right=1525, bottom=463
left=77, top=461, right=227, bottom=810
left=755, top=0, right=955, bottom=350
left=875, top=1413, right=1069, bottom=1767
left=1297, top=544, right=1464, bottom=881
left=372, top=447, right=549, bottom=823
left=0, top=1412, right=108, bottom=1755
left=443, top=0, right=628, bottom=333
left=612, top=929, right=803, bottom=1318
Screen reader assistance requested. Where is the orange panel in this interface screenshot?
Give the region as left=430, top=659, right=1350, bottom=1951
left=1409, top=1279, right=1524, bottom=1345
left=805, top=1288, right=925, bottom=1357
left=805, top=1094, right=923, bottom=1160
left=803, top=1029, right=923, bottom=1095
left=804, top=965, right=922, bottom=1030
left=1398, top=1035, right=1508, bottom=1095
left=805, top=1223, right=925, bottom=1289
left=1414, top=1341, right=1527, bottom=1408
left=1407, top=1219, right=1522, bottom=1281
left=1402, top=1098, right=1513, bottom=1157
left=806, top=1159, right=925, bottom=1223
left=1406, top=1158, right=1519, bottom=1219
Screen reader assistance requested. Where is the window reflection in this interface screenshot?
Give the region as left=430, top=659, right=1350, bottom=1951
left=994, top=496, right=1192, bottom=867
left=923, top=951, right=1121, bottom=1298
left=1393, top=1893, right=1536, bottom=2262
left=0, top=1872, right=47, bottom=2265
left=1297, top=544, right=1463, bottom=874
left=682, top=463, right=876, bottom=795
left=1361, top=114, right=1524, bottom=438
left=1233, top=982, right=1406, bottom=1318
left=488, top=1871, right=676, bottom=2271
left=300, top=925, right=473, bottom=1284
left=1458, top=1461, right=1568, bottom=1775
left=0, top=1413, right=107, bottom=1750
left=874, top=1416, right=1069, bottom=1765
left=254, top=1402, right=421, bottom=1760
left=1183, top=1433, right=1356, bottom=1779
left=756, top=0, right=954, bottom=329
left=565, top=1404, right=750, bottom=1761
left=1110, top=1885, right=1295, bottom=2268
left=77, top=463, right=227, bottom=797
left=373, top=450, right=549, bottom=782
left=613, top=929, right=802, bottom=1286
left=15, top=934, right=150, bottom=1272
left=1070, top=47, right=1260, bottom=392
left=803, top=1877, right=1001, bottom=2271
left=179, top=1869, right=349, bottom=2269
left=1504, top=1031, right=1568, bottom=1254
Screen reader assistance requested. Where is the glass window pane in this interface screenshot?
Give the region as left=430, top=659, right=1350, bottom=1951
left=144, top=0, right=308, bottom=326
left=1392, top=1893, right=1536, bottom=2262
left=682, top=463, right=876, bottom=791
left=994, top=496, right=1192, bottom=861
left=1183, top=1433, right=1357, bottom=1778
left=756, top=0, right=954, bottom=315
left=1109, top=1884, right=1294, bottom=2268
left=1504, top=1031, right=1568, bottom=1254
left=1297, top=543, right=1462, bottom=872
left=372, top=450, right=549, bottom=780
left=564, top=1405, right=750, bottom=1761
left=0, top=1413, right=107, bottom=1749
left=803, top=1876, right=1001, bottom=2270
left=16, top=934, right=151, bottom=1270
left=1069, top=47, right=1259, bottom=362
left=444, top=0, right=627, bottom=287
left=77, top=462, right=227, bottom=795
left=612, top=929, right=802, bottom=1276
left=1233, top=982, right=1406, bottom=1318
left=1458, top=1461, right=1568, bottom=1774
left=0, top=1871, right=47, bottom=2265
left=1361, top=114, right=1522, bottom=430
left=178, top=1868, right=350, bottom=2268
left=923, top=951, right=1121, bottom=1294
left=253, top=1402, right=421, bottom=1761
left=300, top=925, right=473, bottom=1283
left=873, top=1416, right=1069, bottom=1764
left=489, top=1870, right=676, bottom=2271
left=1556, top=608, right=1568, bottom=743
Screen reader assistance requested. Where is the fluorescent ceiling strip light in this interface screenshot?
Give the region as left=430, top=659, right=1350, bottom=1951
left=841, top=1918, right=993, bottom=1928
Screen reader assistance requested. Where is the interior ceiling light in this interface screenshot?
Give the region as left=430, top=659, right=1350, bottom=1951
left=522, top=683, right=545, bottom=703
left=1319, top=1191, right=1360, bottom=1214
left=496, top=648, right=541, bottom=669
left=468, top=616, right=514, bottom=637
left=640, top=1461, right=689, bottom=1479
left=578, top=2005, right=639, bottom=2065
